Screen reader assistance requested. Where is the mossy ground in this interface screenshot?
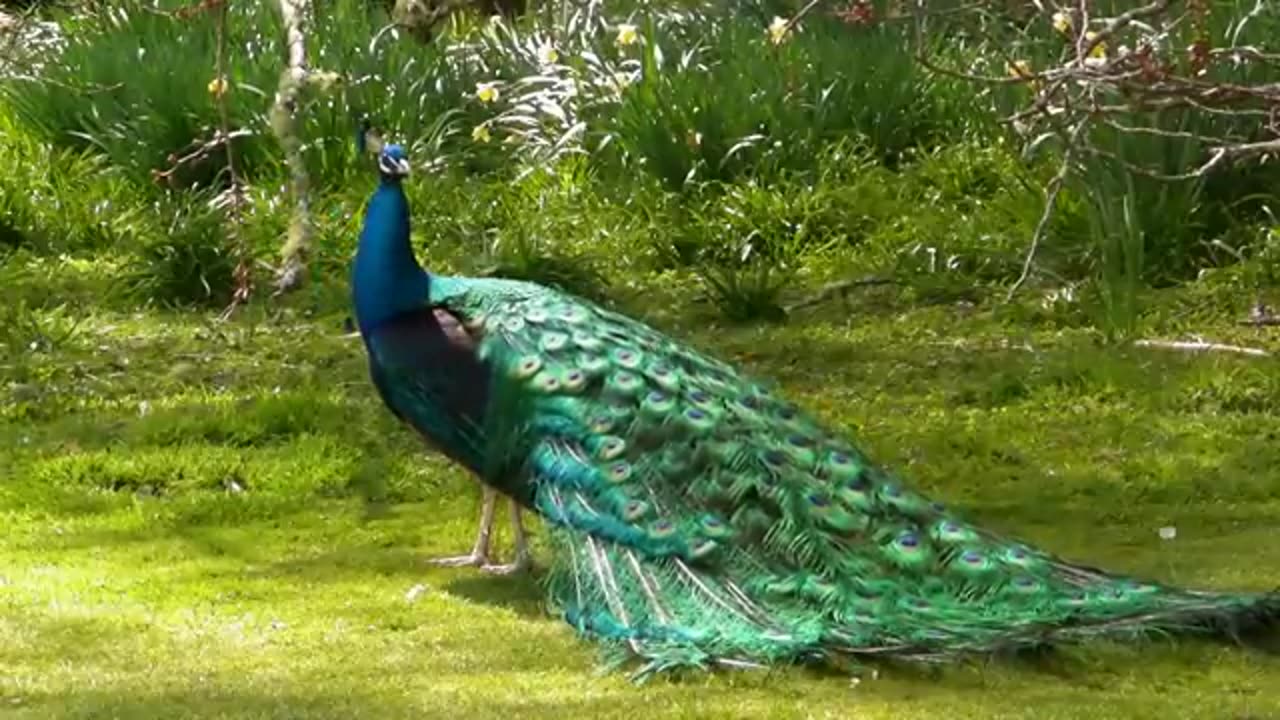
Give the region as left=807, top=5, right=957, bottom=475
left=3, top=266, right=1279, bottom=719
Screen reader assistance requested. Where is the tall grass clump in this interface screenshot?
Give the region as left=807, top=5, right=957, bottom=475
left=0, top=104, right=149, bottom=255
left=2, top=0, right=501, bottom=193
left=598, top=15, right=987, bottom=192
left=2, top=0, right=285, bottom=188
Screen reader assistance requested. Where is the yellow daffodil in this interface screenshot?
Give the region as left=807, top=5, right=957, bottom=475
left=1051, top=10, right=1071, bottom=35
left=475, top=82, right=500, bottom=103
left=768, top=16, right=791, bottom=45
left=472, top=124, right=492, bottom=143
left=537, top=43, right=559, bottom=65
left=1084, top=31, right=1107, bottom=60
left=1007, top=60, right=1042, bottom=93
left=616, top=23, right=638, bottom=47
left=207, top=76, right=228, bottom=99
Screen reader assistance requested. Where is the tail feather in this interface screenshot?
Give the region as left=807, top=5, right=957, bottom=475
left=543, top=504, right=1280, bottom=679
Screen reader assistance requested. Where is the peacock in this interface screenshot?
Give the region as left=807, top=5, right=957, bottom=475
left=350, top=129, right=1279, bottom=679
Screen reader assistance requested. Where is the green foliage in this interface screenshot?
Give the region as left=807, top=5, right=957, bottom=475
left=118, top=196, right=237, bottom=307
left=0, top=252, right=88, bottom=366
left=2, top=0, right=1280, bottom=320
left=0, top=107, right=148, bottom=254
left=3, top=0, right=487, bottom=192
left=601, top=17, right=985, bottom=191
left=3, top=0, right=282, bottom=187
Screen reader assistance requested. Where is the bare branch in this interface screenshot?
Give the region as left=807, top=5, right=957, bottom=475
left=150, top=128, right=254, bottom=187
left=1005, top=120, right=1088, bottom=303
left=271, top=0, right=316, bottom=298
left=212, top=1, right=251, bottom=321
left=909, top=0, right=1280, bottom=309
left=781, top=0, right=825, bottom=37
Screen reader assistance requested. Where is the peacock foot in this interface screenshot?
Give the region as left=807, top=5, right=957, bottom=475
left=428, top=553, right=490, bottom=568
left=479, top=555, right=533, bottom=576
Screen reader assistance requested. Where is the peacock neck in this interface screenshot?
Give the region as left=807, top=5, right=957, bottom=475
left=352, top=178, right=431, bottom=334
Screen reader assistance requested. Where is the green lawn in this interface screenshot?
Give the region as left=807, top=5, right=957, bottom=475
left=3, top=291, right=1280, bottom=719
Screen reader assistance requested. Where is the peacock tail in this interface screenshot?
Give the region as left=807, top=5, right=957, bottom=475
left=351, top=137, right=1278, bottom=680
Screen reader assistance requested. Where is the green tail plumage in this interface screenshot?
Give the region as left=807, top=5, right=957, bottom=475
left=421, top=274, right=1279, bottom=678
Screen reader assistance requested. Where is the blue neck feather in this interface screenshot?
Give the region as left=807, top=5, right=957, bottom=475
left=352, top=177, right=431, bottom=334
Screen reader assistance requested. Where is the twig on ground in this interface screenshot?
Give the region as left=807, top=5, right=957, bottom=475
left=1133, top=339, right=1270, bottom=357
left=783, top=277, right=897, bottom=313
left=1238, top=317, right=1280, bottom=326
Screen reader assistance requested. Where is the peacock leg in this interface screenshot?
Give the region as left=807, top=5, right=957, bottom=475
left=428, top=483, right=497, bottom=568
left=480, top=498, right=532, bottom=575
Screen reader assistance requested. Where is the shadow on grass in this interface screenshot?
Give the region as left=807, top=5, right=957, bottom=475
left=442, top=572, right=546, bottom=619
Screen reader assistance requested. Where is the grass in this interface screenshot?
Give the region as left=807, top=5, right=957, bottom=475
left=3, top=1, right=1280, bottom=716
left=3, top=267, right=1280, bottom=718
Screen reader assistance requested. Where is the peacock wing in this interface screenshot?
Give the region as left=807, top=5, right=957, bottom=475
left=363, top=306, right=496, bottom=474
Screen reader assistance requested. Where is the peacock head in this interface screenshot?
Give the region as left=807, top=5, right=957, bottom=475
left=377, top=144, right=412, bottom=181
left=355, top=118, right=411, bottom=181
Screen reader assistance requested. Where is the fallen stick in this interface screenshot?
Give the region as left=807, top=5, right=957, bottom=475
left=783, top=277, right=897, bottom=313
left=1133, top=339, right=1270, bottom=357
